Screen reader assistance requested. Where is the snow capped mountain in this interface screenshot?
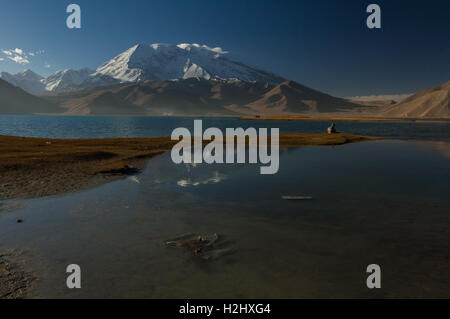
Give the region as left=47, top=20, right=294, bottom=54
left=92, top=43, right=284, bottom=84
left=16, top=69, right=44, bottom=82
left=42, top=68, right=94, bottom=92
left=0, top=69, right=45, bottom=94
left=0, top=43, right=285, bottom=94
left=0, top=68, right=101, bottom=93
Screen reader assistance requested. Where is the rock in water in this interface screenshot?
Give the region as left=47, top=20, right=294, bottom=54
left=165, top=233, right=234, bottom=260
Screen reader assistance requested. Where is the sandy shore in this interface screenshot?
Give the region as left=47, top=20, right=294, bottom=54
left=0, top=133, right=379, bottom=200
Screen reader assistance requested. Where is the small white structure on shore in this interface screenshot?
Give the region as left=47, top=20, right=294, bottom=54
left=327, top=123, right=337, bottom=134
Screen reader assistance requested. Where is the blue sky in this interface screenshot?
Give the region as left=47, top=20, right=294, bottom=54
left=0, top=0, right=448, bottom=96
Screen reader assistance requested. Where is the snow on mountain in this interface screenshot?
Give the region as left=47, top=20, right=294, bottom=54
left=42, top=68, right=94, bottom=92
left=0, top=68, right=119, bottom=93
left=0, top=69, right=45, bottom=94
left=0, top=43, right=284, bottom=94
left=92, top=43, right=284, bottom=84
left=0, top=68, right=102, bottom=93
left=0, top=72, right=18, bottom=86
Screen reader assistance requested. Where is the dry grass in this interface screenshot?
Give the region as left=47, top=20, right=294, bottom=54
left=0, top=135, right=175, bottom=200
left=0, top=133, right=379, bottom=200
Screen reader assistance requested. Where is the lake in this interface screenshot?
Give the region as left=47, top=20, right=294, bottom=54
left=0, top=115, right=449, bottom=140
left=0, top=116, right=449, bottom=298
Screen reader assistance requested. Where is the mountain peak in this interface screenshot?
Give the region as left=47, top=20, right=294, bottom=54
left=17, top=69, right=44, bottom=80
left=0, top=69, right=45, bottom=94
left=93, top=43, right=284, bottom=84
left=43, top=68, right=95, bottom=92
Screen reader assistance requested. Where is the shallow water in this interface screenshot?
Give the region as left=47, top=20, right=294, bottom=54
left=0, top=115, right=449, bottom=141
left=0, top=140, right=449, bottom=298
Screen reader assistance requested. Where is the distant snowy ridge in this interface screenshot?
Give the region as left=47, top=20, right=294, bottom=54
left=0, top=69, right=45, bottom=94
left=42, top=68, right=94, bottom=92
left=0, top=68, right=95, bottom=93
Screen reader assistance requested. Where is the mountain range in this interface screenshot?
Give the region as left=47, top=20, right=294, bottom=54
left=0, top=69, right=45, bottom=94
left=0, top=43, right=448, bottom=118
left=0, top=43, right=284, bottom=94
left=44, top=78, right=364, bottom=116
left=43, top=68, right=94, bottom=92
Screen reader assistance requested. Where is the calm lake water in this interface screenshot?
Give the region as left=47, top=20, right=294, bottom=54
left=0, top=115, right=449, bottom=140
left=0, top=116, right=449, bottom=298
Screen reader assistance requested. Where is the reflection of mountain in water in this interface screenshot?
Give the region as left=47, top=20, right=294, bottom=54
left=415, top=141, right=450, bottom=159
left=177, top=171, right=227, bottom=187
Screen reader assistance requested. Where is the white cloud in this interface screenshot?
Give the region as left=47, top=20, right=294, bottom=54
left=28, top=50, right=44, bottom=56
left=177, top=171, right=227, bottom=187
left=0, top=58, right=4, bottom=61
left=8, top=55, right=30, bottom=65
left=1, top=47, right=46, bottom=65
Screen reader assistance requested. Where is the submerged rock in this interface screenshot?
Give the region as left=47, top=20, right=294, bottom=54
left=165, top=233, right=233, bottom=260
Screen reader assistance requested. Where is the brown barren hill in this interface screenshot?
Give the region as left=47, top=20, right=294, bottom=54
left=46, top=79, right=370, bottom=116
left=50, top=79, right=260, bottom=116
left=382, top=81, right=449, bottom=118
left=0, top=79, right=62, bottom=114
left=59, top=90, right=149, bottom=115
left=229, top=80, right=364, bottom=115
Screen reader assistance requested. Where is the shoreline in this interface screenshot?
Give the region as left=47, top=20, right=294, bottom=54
left=239, top=115, right=418, bottom=122
left=0, top=133, right=380, bottom=201
left=8, top=114, right=450, bottom=122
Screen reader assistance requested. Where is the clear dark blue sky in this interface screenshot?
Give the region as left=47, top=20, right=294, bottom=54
left=0, top=0, right=448, bottom=96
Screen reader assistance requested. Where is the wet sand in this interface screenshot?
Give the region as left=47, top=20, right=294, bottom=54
left=0, top=249, right=36, bottom=299
left=0, top=133, right=379, bottom=200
